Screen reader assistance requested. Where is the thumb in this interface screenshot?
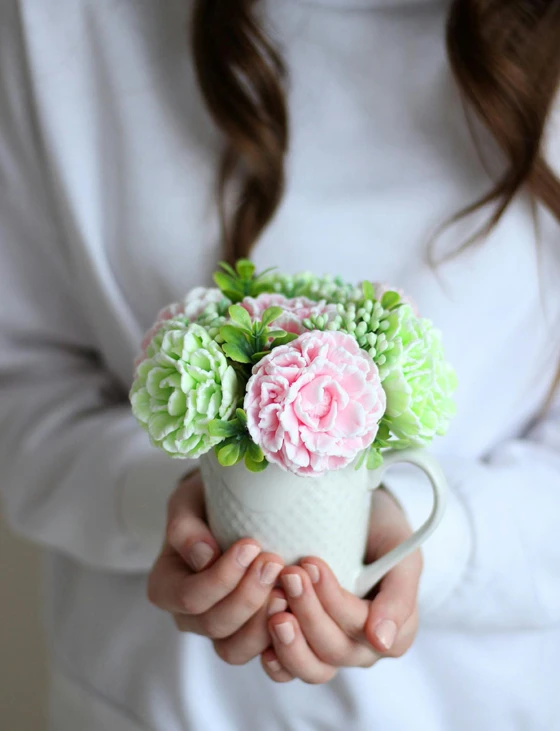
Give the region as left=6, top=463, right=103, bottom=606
left=165, top=470, right=221, bottom=572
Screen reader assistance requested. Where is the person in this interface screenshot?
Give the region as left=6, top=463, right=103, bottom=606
left=1, top=0, right=559, bottom=729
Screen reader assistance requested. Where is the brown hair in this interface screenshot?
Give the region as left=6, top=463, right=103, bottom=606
left=192, top=0, right=560, bottom=262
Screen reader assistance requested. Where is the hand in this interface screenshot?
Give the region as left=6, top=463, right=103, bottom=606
left=147, top=472, right=286, bottom=664
left=261, top=488, right=422, bottom=684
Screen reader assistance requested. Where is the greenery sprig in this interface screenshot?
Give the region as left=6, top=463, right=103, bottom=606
left=209, top=409, right=268, bottom=472
left=220, top=304, right=298, bottom=367
left=213, top=259, right=276, bottom=303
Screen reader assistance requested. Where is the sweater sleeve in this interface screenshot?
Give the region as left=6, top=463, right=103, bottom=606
left=384, top=393, right=560, bottom=630
left=0, top=1, right=191, bottom=572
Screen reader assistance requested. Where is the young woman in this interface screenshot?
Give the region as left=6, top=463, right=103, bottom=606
left=1, top=1, right=559, bottom=729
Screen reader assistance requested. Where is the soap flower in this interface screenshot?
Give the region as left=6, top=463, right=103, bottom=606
left=135, top=287, right=230, bottom=369
left=241, top=293, right=339, bottom=335
left=381, top=306, right=457, bottom=446
left=245, top=330, right=386, bottom=476
left=130, top=323, right=238, bottom=459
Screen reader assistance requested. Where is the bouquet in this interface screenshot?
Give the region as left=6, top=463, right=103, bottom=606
left=130, top=260, right=457, bottom=477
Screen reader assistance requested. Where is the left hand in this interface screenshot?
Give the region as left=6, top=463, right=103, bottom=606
left=261, top=488, right=423, bottom=684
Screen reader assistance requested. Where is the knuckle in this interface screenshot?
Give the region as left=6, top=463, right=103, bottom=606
left=317, top=646, right=348, bottom=667
left=239, top=590, right=264, bottom=616
left=177, top=590, right=203, bottom=616
left=302, top=667, right=337, bottom=685
left=198, top=612, right=228, bottom=640
left=213, top=640, right=250, bottom=666
left=166, top=517, right=185, bottom=547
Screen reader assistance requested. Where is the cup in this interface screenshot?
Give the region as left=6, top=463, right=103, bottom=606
left=199, top=449, right=447, bottom=596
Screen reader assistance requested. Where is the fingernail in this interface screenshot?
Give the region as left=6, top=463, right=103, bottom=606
left=260, top=562, right=283, bottom=586
left=268, top=597, right=288, bottom=616
left=236, top=544, right=260, bottom=568
left=274, top=621, right=295, bottom=645
left=374, top=620, right=397, bottom=651
left=188, top=542, right=214, bottom=572
left=267, top=659, right=283, bottom=673
left=302, top=563, right=320, bottom=584
left=282, top=574, right=303, bottom=598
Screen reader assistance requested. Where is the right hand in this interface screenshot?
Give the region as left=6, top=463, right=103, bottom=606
left=147, top=471, right=287, bottom=666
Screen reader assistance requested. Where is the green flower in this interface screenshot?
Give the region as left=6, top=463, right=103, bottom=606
left=130, top=323, right=239, bottom=458
left=267, top=271, right=360, bottom=305
left=380, top=307, right=457, bottom=447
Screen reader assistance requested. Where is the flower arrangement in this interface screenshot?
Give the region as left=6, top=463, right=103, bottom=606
left=130, top=260, right=457, bottom=477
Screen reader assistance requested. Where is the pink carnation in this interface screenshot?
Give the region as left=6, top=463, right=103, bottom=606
left=372, top=282, right=419, bottom=315
left=135, top=288, right=225, bottom=370
left=135, top=302, right=185, bottom=369
left=183, top=287, right=225, bottom=320
left=245, top=331, right=386, bottom=477
left=241, top=293, right=338, bottom=335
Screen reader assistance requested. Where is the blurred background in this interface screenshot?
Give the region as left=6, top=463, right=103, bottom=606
left=0, top=516, right=48, bottom=730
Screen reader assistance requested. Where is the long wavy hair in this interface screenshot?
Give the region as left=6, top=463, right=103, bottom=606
left=191, top=0, right=560, bottom=403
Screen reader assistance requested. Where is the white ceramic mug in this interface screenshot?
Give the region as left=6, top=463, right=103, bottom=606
left=199, top=449, right=447, bottom=596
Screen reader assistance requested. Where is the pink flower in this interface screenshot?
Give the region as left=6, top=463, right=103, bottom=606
left=135, top=288, right=225, bottom=370
left=183, top=287, right=225, bottom=320
left=135, top=302, right=185, bottom=369
left=241, top=293, right=339, bottom=335
left=372, top=282, right=419, bottom=315
left=245, top=331, right=386, bottom=476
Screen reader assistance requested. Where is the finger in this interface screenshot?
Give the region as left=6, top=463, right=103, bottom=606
left=196, top=553, right=284, bottom=639
left=166, top=472, right=221, bottom=571
left=261, top=648, right=294, bottom=684
left=180, top=539, right=263, bottom=615
left=150, top=538, right=261, bottom=615
left=365, top=549, right=422, bottom=653
left=147, top=549, right=192, bottom=613
left=299, top=558, right=369, bottom=640
left=212, top=590, right=288, bottom=666
left=268, top=613, right=337, bottom=685
left=385, top=608, right=419, bottom=659
left=281, top=568, right=374, bottom=668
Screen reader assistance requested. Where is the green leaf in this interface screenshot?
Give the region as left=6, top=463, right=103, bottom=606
left=251, top=351, right=270, bottom=363
left=376, top=420, right=391, bottom=442
left=366, top=448, right=384, bottom=470
left=220, top=325, right=249, bottom=347
left=214, top=271, right=241, bottom=294
left=222, top=343, right=252, bottom=364
left=260, top=307, right=284, bottom=327
left=267, top=329, right=289, bottom=338
left=255, top=266, right=277, bottom=280
left=362, top=281, right=376, bottom=301
left=354, top=449, right=368, bottom=471
left=270, top=332, right=299, bottom=347
left=236, top=409, right=248, bottom=428
left=218, top=261, right=238, bottom=278
left=381, top=291, right=401, bottom=310
left=247, top=441, right=264, bottom=463
left=222, top=288, right=244, bottom=303
left=208, top=419, right=243, bottom=438
left=229, top=305, right=252, bottom=331
left=235, top=259, right=256, bottom=280
left=245, top=454, right=269, bottom=472
left=217, top=442, right=242, bottom=467
left=252, top=281, right=276, bottom=296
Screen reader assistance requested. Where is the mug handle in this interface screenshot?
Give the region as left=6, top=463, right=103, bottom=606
left=354, top=449, right=448, bottom=598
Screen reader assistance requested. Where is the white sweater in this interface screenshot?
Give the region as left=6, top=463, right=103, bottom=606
left=1, top=1, right=560, bottom=729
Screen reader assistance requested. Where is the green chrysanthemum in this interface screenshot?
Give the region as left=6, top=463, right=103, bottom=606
left=267, top=271, right=360, bottom=305
left=380, top=307, right=458, bottom=447
left=130, top=323, right=239, bottom=458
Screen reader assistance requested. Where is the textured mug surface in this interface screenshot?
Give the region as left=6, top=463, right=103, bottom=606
left=200, top=449, right=447, bottom=596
